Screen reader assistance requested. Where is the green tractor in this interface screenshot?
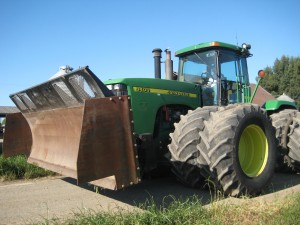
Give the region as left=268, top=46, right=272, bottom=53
left=3, top=41, right=299, bottom=197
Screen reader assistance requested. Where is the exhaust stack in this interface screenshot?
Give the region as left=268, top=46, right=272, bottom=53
left=152, top=48, right=162, bottom=79
left=165, top=49, right=173, bottom=80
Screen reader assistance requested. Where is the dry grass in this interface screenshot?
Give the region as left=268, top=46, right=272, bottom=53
left=208, top=196, right=295, bottom=225
left=40, top=193, right=300, bottom=225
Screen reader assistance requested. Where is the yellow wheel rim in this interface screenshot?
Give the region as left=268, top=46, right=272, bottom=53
left=238, top=125, right=268, bottom=177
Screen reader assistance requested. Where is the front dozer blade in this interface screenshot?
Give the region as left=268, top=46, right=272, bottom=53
left=8, top=66, right=140, bottom=190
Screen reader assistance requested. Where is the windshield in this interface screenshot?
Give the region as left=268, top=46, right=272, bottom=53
left=219, top=50, right=249, bottom=84
left=219, top=50, right=249, bottom=105
left=180, top=50, right=217, bottom=84
left=179, top=49, right=249, bottom=106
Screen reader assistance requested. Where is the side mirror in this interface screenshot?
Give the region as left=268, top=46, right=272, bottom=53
left=250, top=70, right=265, bottom=103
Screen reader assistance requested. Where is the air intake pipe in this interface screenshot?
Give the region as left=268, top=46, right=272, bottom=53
left=152, top=48, right=162, bottom=79
left=165, top=49, right=173, bottom=80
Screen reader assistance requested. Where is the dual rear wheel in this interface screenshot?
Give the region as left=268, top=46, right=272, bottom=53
left=287, top=112, right=300, bottom=171
left=270, top=109, right=298, bottom=171
left=168, top=104, right=277, bottom=196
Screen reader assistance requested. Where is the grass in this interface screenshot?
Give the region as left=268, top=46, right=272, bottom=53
left=0, top=155, right=56, bottom=181
left=208, top=194, right=300, bottom=225
left=40, top=193, right=300, bottom=225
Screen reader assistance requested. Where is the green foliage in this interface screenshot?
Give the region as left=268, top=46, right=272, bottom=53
left=260, top=55, right=300, bottom=107
left=0, top=155, right=55, bottom=181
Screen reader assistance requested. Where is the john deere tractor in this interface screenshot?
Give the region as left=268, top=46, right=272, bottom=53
left=3, top=41, right=299, bottom=197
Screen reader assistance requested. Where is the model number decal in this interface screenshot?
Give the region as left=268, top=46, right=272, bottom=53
left=133, top=87, right=197, bottom=98
left=134, top=87, right=151, bottom=92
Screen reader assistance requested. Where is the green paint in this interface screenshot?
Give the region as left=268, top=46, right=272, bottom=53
left=104, top=41, right=255, bottom=135
left=105, top=78, right=201, bottom=134
left=263, top=100, right=297, bottom=111
left=250, top=77, right=261, bottom=103
left=175, top=41, right=249, bottom=56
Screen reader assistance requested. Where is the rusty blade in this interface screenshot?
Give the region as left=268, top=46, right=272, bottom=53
left=26, top=96, right=140, bottom=190
left=77, top=96, right=140, bottom=189
left=3, top=112, right=32, bottom=157
left=27, top=107, right=83, bottom=178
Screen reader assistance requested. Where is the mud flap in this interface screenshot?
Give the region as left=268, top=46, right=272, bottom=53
left=3, top=112, right=32, bottom=157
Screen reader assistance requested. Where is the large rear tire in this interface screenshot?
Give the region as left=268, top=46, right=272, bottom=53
left=168, top=106, right=217, bottom=187
left=200, top=104, right=276, bottom=196
left=270, top=109, right=298, bottom=171
left=287, top=112, right=300, bottom=171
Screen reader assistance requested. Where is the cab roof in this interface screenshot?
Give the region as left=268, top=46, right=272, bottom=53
left=175, top=41, right=243, bottom=57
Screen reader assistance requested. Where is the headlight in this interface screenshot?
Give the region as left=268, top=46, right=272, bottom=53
left=242, top=43, right=251, bottom=50
left=114, top=84, right=123, bottom=90
left=106, top=84, right=128, bottom=96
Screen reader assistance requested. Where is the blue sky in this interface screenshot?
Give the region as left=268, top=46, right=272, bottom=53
left=1, top=0, right=299, bottom=106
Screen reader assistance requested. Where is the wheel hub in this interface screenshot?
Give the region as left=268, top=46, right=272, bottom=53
left=238, top=125, right=268, bottom=177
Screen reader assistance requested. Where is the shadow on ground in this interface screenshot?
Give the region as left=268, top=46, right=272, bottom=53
left=62, top=173, right=214, bottom=208
left=62, top=172, right=300, bottom=209
left=267, top=172, right=300, bottom=193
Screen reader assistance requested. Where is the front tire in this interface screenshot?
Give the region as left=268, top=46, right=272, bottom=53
left=168, top=106, right=217, bottom=187
left=201, top=104, right=276, bottom=196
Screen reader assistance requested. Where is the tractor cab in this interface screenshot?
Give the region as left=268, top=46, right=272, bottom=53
left=176, top=41, right=252, bottom=106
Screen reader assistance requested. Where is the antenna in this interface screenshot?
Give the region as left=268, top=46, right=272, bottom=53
left=236, top=33, right=239, bottom=46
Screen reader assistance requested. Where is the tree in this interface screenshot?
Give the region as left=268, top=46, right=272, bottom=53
left=260, top=55, right=300, bottom=107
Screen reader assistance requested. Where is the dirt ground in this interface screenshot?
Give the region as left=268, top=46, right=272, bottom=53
left=0, top=173, right=300, bottom=225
